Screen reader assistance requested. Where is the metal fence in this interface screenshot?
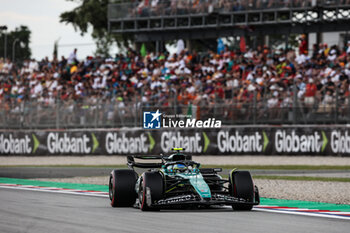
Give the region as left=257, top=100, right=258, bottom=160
left=1, top=90, right=349, bottom=129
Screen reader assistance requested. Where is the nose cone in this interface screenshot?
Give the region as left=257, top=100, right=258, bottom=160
left=188, top=174, right=211, bottom=199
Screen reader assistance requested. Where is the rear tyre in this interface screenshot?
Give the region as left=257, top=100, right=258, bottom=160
left=229, top=170, right=254, bottom=211
left=109, top=169, right=138, bottom=207
left=139, top=172, right=164, bottom=211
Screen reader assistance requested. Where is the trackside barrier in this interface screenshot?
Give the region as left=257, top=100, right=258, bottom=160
left=0, top=126, right=350, bottom=156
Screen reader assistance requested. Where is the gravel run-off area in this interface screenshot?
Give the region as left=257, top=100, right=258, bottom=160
left=2, top=155, right=350, bottom=166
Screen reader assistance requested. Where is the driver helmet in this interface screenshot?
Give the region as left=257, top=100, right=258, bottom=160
left=173, top=163, right=186, bottom=172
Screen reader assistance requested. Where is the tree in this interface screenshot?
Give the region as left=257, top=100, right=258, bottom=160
left=60, top=0, right=108, bottom=38
left=94, top=31, right=114, bottom=57
left=60, top=0, right=132, bottom=57
left=0, top=25, right=31, bottom=61
left=53, top=39, right=59, bottom=60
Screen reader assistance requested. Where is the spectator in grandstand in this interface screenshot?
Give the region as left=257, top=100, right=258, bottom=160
left=68, top=48, right=78, bottom=65
left=299, top=34, right=308, bottom=55
left=304, top=78, right=317, bottom=110
left=2, top=34, right=350, bottom=127
left=319, top=90, right=335, bottom=113
left=347, top=41, right=350, bottom=54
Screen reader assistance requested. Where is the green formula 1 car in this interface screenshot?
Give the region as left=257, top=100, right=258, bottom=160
left=109, top=148, right=260, bottom=211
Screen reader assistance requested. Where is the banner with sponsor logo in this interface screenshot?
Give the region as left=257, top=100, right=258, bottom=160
left=0, top=126, right=350, bottom=156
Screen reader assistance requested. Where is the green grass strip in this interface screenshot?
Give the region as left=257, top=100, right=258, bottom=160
left=253, top=175, right=350, bottom=182
left=261, top=198, right=350, bottom=212
left=0, top=177, right=108, bottom=192
left=1, top=177, right=349, bottom=212
left=201, top=165, right=350, bottom=170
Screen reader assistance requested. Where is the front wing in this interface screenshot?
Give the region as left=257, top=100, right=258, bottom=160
left=149, top=193, right=259, bottom=207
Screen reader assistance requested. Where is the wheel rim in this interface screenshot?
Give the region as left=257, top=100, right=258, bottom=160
left=109, top=176, right=114, bottom=200
left=138, top=179, right=144, bottom=205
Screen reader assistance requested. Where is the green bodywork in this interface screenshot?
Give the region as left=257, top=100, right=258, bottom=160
left=162, top=166, right=212, bottom=199
left=159, top=149, right=213, bottom=199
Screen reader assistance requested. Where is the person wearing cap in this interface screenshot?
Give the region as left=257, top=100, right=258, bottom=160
left=327, top=47, right=338, bottom=61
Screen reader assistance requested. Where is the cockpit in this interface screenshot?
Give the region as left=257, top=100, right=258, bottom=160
left=163, top=162, right=200, bottom=175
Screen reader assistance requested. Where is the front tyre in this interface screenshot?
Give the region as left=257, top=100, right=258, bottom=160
left=229, top=170, right=254, bottom=211
left=139, top=172, right=164, bottom=211
left=109, top=169, right=138, bottom=207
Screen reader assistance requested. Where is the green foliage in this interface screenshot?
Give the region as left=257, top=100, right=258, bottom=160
left=0, top=25, right=32, bottom=61
left=94, top=31, right=114, bottom=57
left=60, top=0, right=109, bottom=38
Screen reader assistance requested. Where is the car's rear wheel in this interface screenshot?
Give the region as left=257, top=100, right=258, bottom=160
left=229, top=170, right=254, bottom=211
left=109, top=169, right=138, bottom=207
left=139, top=172, right=164, bottom=211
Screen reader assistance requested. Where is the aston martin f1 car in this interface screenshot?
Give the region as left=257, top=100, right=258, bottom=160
left=109, top=148, right=260, bottom=211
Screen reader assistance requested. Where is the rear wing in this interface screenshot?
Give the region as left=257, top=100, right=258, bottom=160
left=127, top=155, right=163, bottom=169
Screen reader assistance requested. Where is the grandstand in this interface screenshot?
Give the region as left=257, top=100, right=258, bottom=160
left=1, top=0, right=350, bottom=129
left=108, top=0, right=350, bottom=47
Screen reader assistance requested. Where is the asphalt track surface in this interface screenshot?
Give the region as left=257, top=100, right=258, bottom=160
left=0, top=188, right=349, bottom=233
left=1, top=167, right=350, bottom=179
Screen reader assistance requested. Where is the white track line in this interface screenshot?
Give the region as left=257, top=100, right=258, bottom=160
left=254, top=208, right=350, bottom=220
left=0, top=184, right=109, bottom=198
left=222, top=205, right=350, bottom=220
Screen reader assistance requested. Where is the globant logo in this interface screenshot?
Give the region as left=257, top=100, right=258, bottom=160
left=105, top=132, right=149, bottom=154
left=143, top=109, right=222, bottom=129
left=47, top=133, right=91, bottom=154
left=0, top=134, right=32, bottom=154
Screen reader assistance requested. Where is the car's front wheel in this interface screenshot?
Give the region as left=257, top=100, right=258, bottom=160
left=229, top=170, right=254, bottom=211
left=109, top=169, right=138, bottom=207
left=139, top=172, right=164, bottom=211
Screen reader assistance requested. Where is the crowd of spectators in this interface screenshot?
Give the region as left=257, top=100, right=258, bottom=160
left=127, top=0, right=349, bottom=18
left=1, top=38, right=350, bottom=127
